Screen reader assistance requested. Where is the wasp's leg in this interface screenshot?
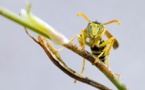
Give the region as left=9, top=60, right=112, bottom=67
left=73, top=30, right=87, bottom=83
left=99, top=39, right=121, bottom=77
left=81, top=58, right=86, bottom=74
left=92, top=29, right=106, bottom=48
left=91, top=32, right=106, bottom=64
left=97, top=46, right=110, bottom=67
left=56, top=34, right=79, bottom=54
left=77, top=30, right=87, bottom=76
left=74, top=58, right=86, bottom=83
left=70, top=30, right=87, bottom=76
left=92, top=51, right=103, bottom=65
left=78, top=30, right=87, bottom=49
left=99, top=37, right=115, bottom=55
left=106, top=56, right=120, bottom=77
left=106, top=55, right=111, bottom=69
left=92, top=35, right=102, bottom=48
left=91, top=35, right=104, bottom=65
left=107, top=56, right=120, bottom=77
left=69, top=30, right=86, bottom=48
left=69, top=34, right=79, bottom=43
left=101, top=37, right=115, bottom=68
left=93, top=37, right=115, bottom=67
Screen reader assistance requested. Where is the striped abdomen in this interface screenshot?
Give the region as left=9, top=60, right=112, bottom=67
left=90, top=39, right=107, bottom=62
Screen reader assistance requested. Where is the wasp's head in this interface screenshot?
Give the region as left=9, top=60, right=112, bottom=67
left=86, top=21, right=105, bottom=38
left=77, top=12, right=120, bottom=38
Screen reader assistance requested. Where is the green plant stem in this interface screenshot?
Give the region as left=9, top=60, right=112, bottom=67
left=0, top=7, right=50, bottom=39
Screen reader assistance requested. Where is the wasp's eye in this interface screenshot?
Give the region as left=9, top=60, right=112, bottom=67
left=99, top=27, right=102, bottom=31
left=89, top=26, right=92, bottom=29
left=99, top=26, right=103, bottom=31
left=88, top=25, right=92, bottom=29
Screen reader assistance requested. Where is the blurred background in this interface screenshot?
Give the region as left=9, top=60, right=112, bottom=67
left=0, top=0, right=145, bottom=90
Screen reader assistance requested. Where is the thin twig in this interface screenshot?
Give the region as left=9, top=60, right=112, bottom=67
left=25, top=29, right=111, bottom=90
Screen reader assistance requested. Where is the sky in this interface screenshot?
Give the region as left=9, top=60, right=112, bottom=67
left=0, top=0, right=145, bottom=90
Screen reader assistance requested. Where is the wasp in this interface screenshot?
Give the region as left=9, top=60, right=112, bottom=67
left=71, top=13, right=120, bottom=75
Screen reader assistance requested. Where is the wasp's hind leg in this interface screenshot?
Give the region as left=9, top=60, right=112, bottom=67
left=106, top=56, right=120, bottom=77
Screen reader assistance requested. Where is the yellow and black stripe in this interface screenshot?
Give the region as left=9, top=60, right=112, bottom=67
left=90, top=39, right=107, bottom=63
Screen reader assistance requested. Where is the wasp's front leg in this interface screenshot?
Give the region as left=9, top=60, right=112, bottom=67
left=72, top=30, right=87, bottom=83
left=77, top=30, right=87, bottom=76
left=91, top=33, right=106, bottom=65
left=70, top=30, right=86, bottom=49
left=92, top=29, right=106, bottom=48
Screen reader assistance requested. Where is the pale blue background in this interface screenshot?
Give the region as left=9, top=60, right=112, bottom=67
left=0, top=0, right=145, bottom=90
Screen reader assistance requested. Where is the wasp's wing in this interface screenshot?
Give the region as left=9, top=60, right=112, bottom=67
left=105, top=30, right=119, bottom=49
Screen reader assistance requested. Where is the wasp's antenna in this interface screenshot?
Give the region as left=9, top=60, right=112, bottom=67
left=103, top=20, right=120, bottom=25
left=77, top=13, right=91, bottom=23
